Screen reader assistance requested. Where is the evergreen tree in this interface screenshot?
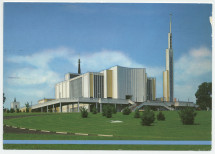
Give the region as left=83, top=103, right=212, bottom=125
left=92, top=106, right=97, bottom=114
left=112, top=106, right=117, bottom=114
left=134, top=109, right=140, bottom=118
left=3, top=93, right=6, bottom=109
left=122, top=107, right=131, bottom=115
left=80, top=107, right=88, bottom=118
left=157, top=111, right=165, bottom=121
left=106, top=105, right=112, bottom=118
left=178, top=107, right=197, bottom=125
left=141, top=108, right=155, bottom=126
left=25, top=102, right=30, bottom=113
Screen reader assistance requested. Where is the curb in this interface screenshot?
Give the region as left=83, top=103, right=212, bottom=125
left=75, top=133, right=88, bottom=136
left=4, top=125, right=113, bottom=137
left=56, top=132, right=67, bottom=134
left=41, top=130, right=50, bottom=133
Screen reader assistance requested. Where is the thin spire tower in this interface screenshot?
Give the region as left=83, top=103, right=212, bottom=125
left=163, top=14, right=174, bottom=102
left=170, top=13, right=172, bottom=33
left=78, top=57, right=81, bottom=74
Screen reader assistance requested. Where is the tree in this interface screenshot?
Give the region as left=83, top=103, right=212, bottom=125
left=141, top=107, right=155, bottom=126
left=10, top=108, right=15, bottom=113
left=102, top=105, right=107, bottom=116
left=16, top=108, right=20, bottom=113
left=80, top=107, right=88, bottom=118
left=92, top=106, right=97, bottom=114
left=3, top=93, right=6, bottom=108
left=112, top=106, right=117, bottom=114
left=122, top=107, right=131, bottom=115
left=134, top=109, right=140, bottom=118
left=106, top=105, right=112, bottom=118
left=178, top=107, right=197, bottom=125
left=25, top=102, right=30, bottom=113
left=157, top=111, right=165, bottom=121
left=195, top=82, right=212, bottom=110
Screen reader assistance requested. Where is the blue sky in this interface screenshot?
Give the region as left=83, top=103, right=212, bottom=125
left=3, top=3, right=212, bottom=108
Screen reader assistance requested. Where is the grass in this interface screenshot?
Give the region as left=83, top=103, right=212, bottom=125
left=3, top=144, right=211, bottom=150
left=3, top=133, right=122, bottom=140
left=3, top=112, right=52, bottom=116
left=3, top=111, right=212, bottom=140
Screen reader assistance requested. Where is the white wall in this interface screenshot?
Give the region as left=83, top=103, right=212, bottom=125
left=114, top=66, right=147, bottom=102
left=11, top=102, right=20, bottom=109
left=70, top=76, right=82, bottom=98
left=82, top=73, right=90, bottom=98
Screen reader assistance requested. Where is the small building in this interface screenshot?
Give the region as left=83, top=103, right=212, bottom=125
left=10, top=98, right=20, bottom=110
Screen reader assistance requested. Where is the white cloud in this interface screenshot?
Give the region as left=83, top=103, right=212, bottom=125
left=9, top=68, right=60, bottom=86
left=6, top=47, right=73, bottom=86
left=175, top=47, right=212, bottom=80
left=7, top=47, right=72, bottom=70
left=69, top=49, right=163, bottom=78
left=174, top=47, right=212, bottom=102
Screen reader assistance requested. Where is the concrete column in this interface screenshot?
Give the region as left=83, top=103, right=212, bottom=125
left=47, top=106, right=48, bottom=112
left=100, top=103, right=102, bottom=112
left=72, top=104, right=74, bottom=112
left=67, top=105, right=69, bottom=113
left=53, top=105, right=54, bottom=113
left=115, top=103, right=116, bottom=109
left=60, top=102, right=62, bottom=113
left=96, top=103, right=98, bottom=109
left=41, top=107, right=43, bottom=112
left=78, top=102, right=79, bottom=112
left=88, top=104, right=91, bottom=112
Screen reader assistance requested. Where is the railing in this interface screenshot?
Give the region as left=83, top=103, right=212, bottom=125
left=133, top=101, right=175, bottom=111
left=31, top=97, right=130, bottom=109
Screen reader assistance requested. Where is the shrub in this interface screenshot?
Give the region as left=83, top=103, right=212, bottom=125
left=178, top=107, right=197, bottom=125
left=141, top=108, right=155, bottom=126
left=92, top=106, right=97, bottom=114
left=16, top=109, right=20, bottom=113
left=10, top=109, right=15, bottom=113
left=7, top=110, right=10, bottom=113
left=25, top=102, right=30, bottom=113
left=157, top=111, right=165, bottom=121
left=106, top=105, right=112, bottom=118
left=122, top=107, right=131, bottom=115
left=134, top=109, right=140, bottom=118
left=102, top=106, right=107, bottom=116
left=112, top=106, right=117, bottom=114
left=80, top=107, right=88, bottom=118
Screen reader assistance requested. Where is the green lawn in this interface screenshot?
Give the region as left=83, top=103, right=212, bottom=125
left=3, top=111, right=212, bottom=140
left=3, top=112, right=52, bottom=116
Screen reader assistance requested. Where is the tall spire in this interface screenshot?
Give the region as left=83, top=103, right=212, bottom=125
left=168, top=13, right=173, bottom=49
left=78, top=56, right=81, bottom=74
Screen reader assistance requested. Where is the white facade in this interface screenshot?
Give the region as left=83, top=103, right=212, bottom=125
left=55, top=66, right=150, bottom=103
left=113, top=66, right=147, bottom=102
